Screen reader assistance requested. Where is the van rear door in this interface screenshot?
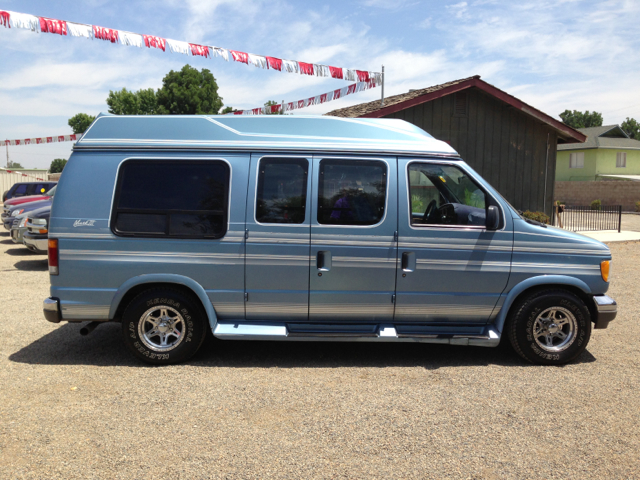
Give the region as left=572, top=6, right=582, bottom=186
left=244, top=154, right=312, bottom=321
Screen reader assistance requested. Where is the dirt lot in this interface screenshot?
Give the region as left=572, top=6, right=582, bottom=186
left=0, top=231, right=638, bottom=479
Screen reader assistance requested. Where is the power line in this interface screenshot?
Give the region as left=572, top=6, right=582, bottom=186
left=602, top=101, right=640, bottom=116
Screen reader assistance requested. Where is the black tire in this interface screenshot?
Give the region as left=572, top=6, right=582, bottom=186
left=121, top=288, right=208, bottom=365
left=507, top=289, right=592, bottom=365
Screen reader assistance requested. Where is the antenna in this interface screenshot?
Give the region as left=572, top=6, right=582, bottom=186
left=380, top=65, right=385, bottom=107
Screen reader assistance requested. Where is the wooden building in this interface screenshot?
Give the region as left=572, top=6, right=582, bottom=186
left=326, top=76, right=586, bottom=216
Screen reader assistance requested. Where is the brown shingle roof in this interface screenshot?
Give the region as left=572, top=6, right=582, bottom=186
left=326, top=76, right=480, bottom=118
left=325, top=75, right=586, bottom=144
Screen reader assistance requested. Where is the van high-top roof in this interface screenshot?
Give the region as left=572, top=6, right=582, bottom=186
left=75, top=114, right=459, bottom=157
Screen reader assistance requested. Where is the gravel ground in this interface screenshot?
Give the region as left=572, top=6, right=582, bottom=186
left=0, top=231, right=638, bottom=479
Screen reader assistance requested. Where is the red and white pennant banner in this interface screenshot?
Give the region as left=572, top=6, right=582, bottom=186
left=0, top=10, right=382, bottom=84
left=1, top=134, right=79, bottom=147
left=232, top=79, right=380, bottom=115
left=1, top=169, right=48, bottom=181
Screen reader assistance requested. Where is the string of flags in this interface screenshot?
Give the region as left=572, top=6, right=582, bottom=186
left=1, top=134, right=79, bottom=147
left=0, top=169, right=48, bottom=181
left=1, top=79, right=380, bottom=143
left=1, top=79, right=380, bottom=142
left=0, top=9, right=382, bottom=84
left=231, top=79, right=379, bottom=115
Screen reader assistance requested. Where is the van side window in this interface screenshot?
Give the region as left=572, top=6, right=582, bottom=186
left=256, top=158, right=308, bottom=224
left=409, top=163, right=487, bottom=227
left=318, top=160, right=386, bottom=226
left=112, top=160, right=229, bottom=238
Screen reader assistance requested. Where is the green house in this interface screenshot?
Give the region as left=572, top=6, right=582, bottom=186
left=556, top=125, right=640, bottom=181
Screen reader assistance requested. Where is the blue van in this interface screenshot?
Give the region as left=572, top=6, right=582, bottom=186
left=43, top=114, right=616, bottom=365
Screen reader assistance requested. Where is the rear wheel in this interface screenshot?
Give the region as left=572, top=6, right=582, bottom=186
left=121, top=288, right=208, bottom=365
left=507, top=289, right=591, bottom=365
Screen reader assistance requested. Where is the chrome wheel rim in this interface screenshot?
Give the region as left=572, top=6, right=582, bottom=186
left=533, top=306, right=577, bottom=353
left=138, top=306, right=185, bottom=352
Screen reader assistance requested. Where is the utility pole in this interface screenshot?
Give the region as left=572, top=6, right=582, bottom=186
left=5, top=141, right=8, bottom=168
left=380, top=65, right=385, bottom=107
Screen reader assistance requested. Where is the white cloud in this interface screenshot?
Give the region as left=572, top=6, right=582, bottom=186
left=447, top=1, right=468, bottom=18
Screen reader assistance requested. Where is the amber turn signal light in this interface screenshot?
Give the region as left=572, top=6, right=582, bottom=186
left=600, top=260, right=610, bottom=282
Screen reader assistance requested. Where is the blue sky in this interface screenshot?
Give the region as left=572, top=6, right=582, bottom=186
left=2, top=0, right=639, bottom=169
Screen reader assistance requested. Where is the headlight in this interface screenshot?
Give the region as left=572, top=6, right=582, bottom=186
left=11, top=209, right=24, bottom=217
left=19, top=217, right=29, bottom=227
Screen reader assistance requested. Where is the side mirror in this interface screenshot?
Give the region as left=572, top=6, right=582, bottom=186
left=486, top=205, right=500, bottom=230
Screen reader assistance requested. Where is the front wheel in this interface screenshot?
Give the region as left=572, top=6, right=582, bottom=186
left=121, top=288, right=208, bottom=365
left=507, top=289, right=592, bottom=365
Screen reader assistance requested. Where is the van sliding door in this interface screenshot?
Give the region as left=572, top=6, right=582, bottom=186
left=308, top=155, right=398, bottom=323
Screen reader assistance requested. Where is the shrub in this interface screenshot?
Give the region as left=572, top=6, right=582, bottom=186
left=590, top=199, right=602, bottom=210
left=636, top=201, right=640, bottom=212
left=522, top=210, right=550, bottom=224
left=411, top=194, right=425, bottom=214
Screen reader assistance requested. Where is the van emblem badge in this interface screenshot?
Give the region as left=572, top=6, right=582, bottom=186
left=73, top=219, right=96, bottom=227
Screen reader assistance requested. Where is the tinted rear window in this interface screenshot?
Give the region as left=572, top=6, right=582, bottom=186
left=14, top=184, right=28, bottom=195
left=112, top=160, right=229, bottom=238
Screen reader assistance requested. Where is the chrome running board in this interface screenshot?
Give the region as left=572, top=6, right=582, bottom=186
left=213, top=323, right=501, bottom=347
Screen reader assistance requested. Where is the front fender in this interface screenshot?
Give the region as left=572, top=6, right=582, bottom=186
left=109, top=274, right=218, bottom=330
left=494, top=275, right=592, bottom=332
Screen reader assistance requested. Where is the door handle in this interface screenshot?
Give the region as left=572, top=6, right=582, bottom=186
left=402, top=252, right=416, bottom=272
left=317, top=251, right=332, bottom=271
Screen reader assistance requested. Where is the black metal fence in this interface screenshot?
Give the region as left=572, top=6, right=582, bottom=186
left=555, top=205, right=622, bottom=232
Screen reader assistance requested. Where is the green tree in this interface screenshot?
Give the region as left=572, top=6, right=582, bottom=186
left=220, top=106, right=235, bottom=114
left=68, top=113, right=96, bottom=134
left=621, top=117, right=640, bottom=140
left=559, top=110, right=603, bottom=129
left=49, top=158, right=67, bottom=173
left=156, top=65, right=223, bottom=115
left=7, top=160, right=23, bottom=168
left=107, top=88, right=158, bottom=115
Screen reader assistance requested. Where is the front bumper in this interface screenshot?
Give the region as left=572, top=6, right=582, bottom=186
left=593, top=295, right=617, bottom=329
left=43, top=297, right=61, bottom=323
left=11, top=226, right=27, bottom=244
left=23, top=232, right=48, bottom=253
